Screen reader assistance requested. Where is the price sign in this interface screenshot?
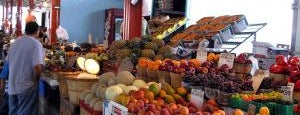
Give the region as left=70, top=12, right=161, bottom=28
left=281, top=84, right=294, bottom=102
left=218, top=53, right=235, bottom=69
left=191, top=89, right=204, bottom=108
left=103, top=100, right=128, bottom=115
left=196, top=51, right=207, bottom=63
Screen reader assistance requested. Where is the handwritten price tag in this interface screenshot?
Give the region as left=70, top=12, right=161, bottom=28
left=191, top=89, right=204, bottom=108
left=218, top=53, right=235, bottom=69
left=281, top=83, right=294, bottom=102
left=196, top=51, right=207, bottom=63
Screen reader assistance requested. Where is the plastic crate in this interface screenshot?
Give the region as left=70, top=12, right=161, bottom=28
left=274, top=104, right=294, bottom=115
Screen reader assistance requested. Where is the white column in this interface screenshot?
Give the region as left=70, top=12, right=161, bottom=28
left=295, top=0, right=300, bottom=56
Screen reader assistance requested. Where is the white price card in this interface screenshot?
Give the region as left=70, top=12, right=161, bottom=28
left=196, top=51, right=207, bottom=63
left=281, top=84, right=294, bottom=102
left=103, top=100, right=128, bottom=115
left=218, top=53, right=235, bottom=69
left=191, top=89, right=204, bottom=108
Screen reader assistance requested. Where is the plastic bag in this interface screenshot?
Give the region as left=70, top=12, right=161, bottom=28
left=56, top=26, right=69, bottom=41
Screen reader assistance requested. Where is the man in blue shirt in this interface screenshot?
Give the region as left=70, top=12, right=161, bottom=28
left=7, top=21, right=44, bottom=115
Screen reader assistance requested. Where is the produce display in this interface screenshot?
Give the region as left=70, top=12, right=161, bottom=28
left=41, top=15, right=300, bottom=115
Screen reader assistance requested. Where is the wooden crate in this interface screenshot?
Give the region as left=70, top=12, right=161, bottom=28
left=60, top=97, right=80, bottom=115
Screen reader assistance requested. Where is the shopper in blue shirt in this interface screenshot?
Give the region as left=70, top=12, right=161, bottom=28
left=0, top=60, right=9, bottom=115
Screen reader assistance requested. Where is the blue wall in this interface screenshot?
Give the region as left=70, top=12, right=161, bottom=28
left=60, top=0, right=124, bottom=43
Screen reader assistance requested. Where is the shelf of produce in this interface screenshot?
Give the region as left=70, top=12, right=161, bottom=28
left=221, top=23, right=267, bottom=52
left=162, top=23, right=186, bottom=42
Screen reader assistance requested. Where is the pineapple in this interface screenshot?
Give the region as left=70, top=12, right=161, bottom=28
left=151, top=38, right=165, bottom=48
left=112, top=40, right=127, bottom=49
left=158, top=46, right=173, bottom=54
left=116, top=49, right=132, bottom=60
left=141, top=49, right=155, bottom=59
left=128, top=37, right=142, bottom=49
left=108, top=49, right=120, bottom=59
left=144, top=42, right=158, bottom=51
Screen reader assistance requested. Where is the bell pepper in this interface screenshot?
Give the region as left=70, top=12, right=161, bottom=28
left=295, top=80, right=300, bottom=90
left=269, top=64, right=285, bottom=74
left=275, top=55, right=288, bottom=66
left=288, top=56, right=300, bottom=66
left=290, top=71, right=300, bottom=83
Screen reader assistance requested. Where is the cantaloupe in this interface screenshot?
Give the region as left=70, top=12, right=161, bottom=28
left=132, top=79, right=147, bottom=89
left=93, top=101, right=103, bottom=111
left=124, top=86, right=138, bottom=94
left=95, top=84, right=107, bottom=98
left=99, top=72, right=115, bottom=85
left=91, top=83, right=100, bottom=93
left=116, top=84, right=127, bottom=92
left=108, top=77, right=117, bottom=86
left=105, top=86, right=123, bottom=100
left=89, top=98, right=102, bottom=107
left=116, top=71, right=135, bottom=85
left=84, top=93, right=97, bottom=104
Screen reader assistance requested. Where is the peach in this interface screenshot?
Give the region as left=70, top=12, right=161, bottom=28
left=179, top=106, right=189, bottom=115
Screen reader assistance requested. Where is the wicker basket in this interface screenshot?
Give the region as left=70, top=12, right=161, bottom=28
left=244, top=64, right=252, bottom=73
left=269, top=73, right=288, bottom=82
left=146, top=68, right=158, bottom=79
left=54, top=71, right=81, bottom=98
left=157, top=71, right=171, bottom=84
left=233, top=63, right=244, bottom=73
left=170, top=72, right=184, bottom=89
left=66, top=75, right=98, bottom=104
left=136, top=65, right=147, bottom=77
